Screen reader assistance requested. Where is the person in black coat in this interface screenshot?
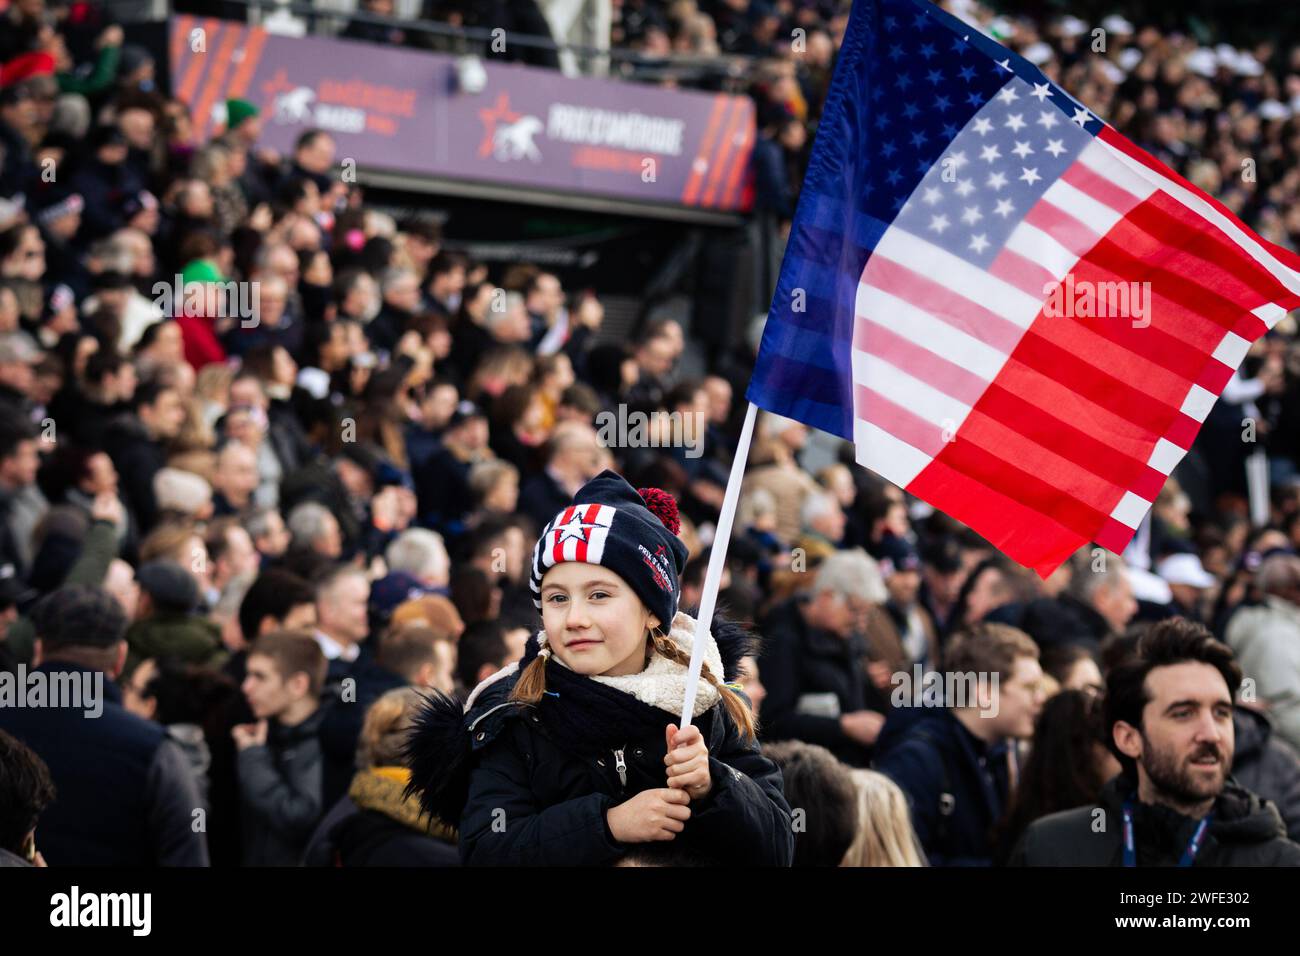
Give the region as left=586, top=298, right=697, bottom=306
left=0, top=585, right=209, bottom=866
left=875, top=623, right=1046, bottom=866
left=1231, top=705, right=1300, bottom=842
left=757, top=551, right=894, bottom=768
left=407, top=471, right=793, bottom=865
left=101, top=379, right=185, bottom=534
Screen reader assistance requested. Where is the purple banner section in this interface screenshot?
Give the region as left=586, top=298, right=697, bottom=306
left=169, top=17, right=755, bottom=211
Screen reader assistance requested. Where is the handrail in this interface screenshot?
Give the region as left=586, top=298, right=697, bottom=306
left=212, top=0, right=755, bottom=80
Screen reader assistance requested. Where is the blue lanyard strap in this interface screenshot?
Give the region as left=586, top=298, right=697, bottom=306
left=1121, top=798, right=1212, bottom=867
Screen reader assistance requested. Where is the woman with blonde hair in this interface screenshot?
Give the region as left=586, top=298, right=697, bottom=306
left=842, top=769, right=925, bottom=867
left=303, top=687, right=458, bottom=866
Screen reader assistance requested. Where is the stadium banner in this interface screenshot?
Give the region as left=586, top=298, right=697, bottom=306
left=165, top=16, right=755, bottom=213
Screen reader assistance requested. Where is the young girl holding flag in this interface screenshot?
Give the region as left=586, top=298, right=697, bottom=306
left=406, top=470, right=793, bottom=865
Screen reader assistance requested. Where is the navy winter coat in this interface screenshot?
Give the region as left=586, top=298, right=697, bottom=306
left=408, top=617, right=795, bottom=866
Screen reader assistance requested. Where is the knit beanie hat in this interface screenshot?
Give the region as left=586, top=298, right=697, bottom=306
left=226, top=98, right=258, bottom=129
left=529, top=469, right=688, bottom=630
left=181, top=257, right=224, bottom=285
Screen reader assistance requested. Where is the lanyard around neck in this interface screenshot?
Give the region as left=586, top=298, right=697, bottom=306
left=1121, top=798, right=1212, bottom=867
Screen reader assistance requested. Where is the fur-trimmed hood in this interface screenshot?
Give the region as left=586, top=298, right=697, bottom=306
left=404, top=612, right=758, bottom=826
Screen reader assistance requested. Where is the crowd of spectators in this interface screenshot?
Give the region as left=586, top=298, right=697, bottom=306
left=0, top=0, right=1299, bottom=867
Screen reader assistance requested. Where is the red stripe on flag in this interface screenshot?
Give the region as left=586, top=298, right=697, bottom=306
left=1082, top=231, right=1251, bottom=335
left=862, top=254, right=1025, bottom=353
left=854, top=385, right=949, bottom=459
left=910, top=448, right=1091, bottom=576
left=1130, top=466, right=1169, bottom=503
left=1097, top=126, right=1300, bottom=280
left=853, top=322, right=988, bottom=406
left=1134, top=192, right=1290, bottom=308
left=1166, top=414, right=1201, bottom=449
left=1232, top=312, right=1270, bottom=341
left=1011, top=330, right=1178, bottom=441
left=992, top=359, right=1164, bottom=463
left=1060, top=162, right=1144, bottom=214
left=1061, top=251, right=1238, bottom=376
left=989, top=248, right=1056, bottom=298
left=929, top=429, right=1111, bottom=542
left=954, top=409, right=1126, bottom=517
left=1030, top=310, right=1194, bottom=411
left=1025, top=200, right=1101, bottom=258
left=974, top=382, right=1152, bottom=493
left=1194, top=360, right=1234, bottom=396
left=1094, top=515, right=1139, bottom=555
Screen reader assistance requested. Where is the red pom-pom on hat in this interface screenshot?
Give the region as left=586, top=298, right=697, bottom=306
left=637, top=487, right=680, bottom=535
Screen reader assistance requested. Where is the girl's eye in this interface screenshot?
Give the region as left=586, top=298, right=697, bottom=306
left=546, top=594, right=567, bottom=604
left=589, top=591, right=609, bottom=600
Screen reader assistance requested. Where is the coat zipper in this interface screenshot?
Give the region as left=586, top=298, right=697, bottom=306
left=467, top=700, right=518, bottom=732
left=614, top=747, right=628, bottom=788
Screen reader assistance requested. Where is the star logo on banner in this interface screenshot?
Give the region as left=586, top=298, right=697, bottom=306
left=555, top=512, right=592, bottom=544
left=478, top=93, right=521, bottom=157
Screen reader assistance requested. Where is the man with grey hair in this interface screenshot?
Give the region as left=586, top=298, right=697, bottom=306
left=370, top=266, right=422, bottom=352
left=383, top=528, right=449, bottom=590
left=757, top=548, right=890, bottom=766
left=1059, top=550, right=1138, bottom=645
left=1226, top=553, right=1300, bottom=750
left=796, top=489, right=846, bottom=559
left=483, top=290, right=532, bottom=345
left=286, top=501, right=342, bottom=559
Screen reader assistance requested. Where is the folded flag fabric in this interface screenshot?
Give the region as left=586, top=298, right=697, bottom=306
left=746, top=0, right=1300, bottom=576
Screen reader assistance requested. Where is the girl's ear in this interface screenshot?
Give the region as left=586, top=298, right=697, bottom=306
left=647, top=614, right=661, bottom=632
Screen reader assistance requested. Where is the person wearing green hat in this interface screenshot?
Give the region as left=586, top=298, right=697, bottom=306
left=224, top=98, right=278, bottom=208
left=173, top=258, right=229, bottom=370
left=226, top=98, right=260, bottom=135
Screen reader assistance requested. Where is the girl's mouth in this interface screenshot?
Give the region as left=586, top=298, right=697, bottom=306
left=566, top=639, right=601, bottom=649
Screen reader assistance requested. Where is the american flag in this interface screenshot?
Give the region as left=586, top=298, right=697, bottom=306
left=747, top=0, right=1300, bottom=575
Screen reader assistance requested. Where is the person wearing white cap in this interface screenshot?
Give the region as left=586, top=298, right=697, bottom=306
left=1157, top=552, right=1218, bottom=622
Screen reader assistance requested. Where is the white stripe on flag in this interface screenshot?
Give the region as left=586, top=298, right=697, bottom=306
left=872, top=229, right=1044, bottom=329
left=1097, top=139, right=1300, bottom=297
left=1077, top=140, right=1157, bottom=202
left=1041, top=178, right=1125, bottom=237
left=1005, top=222, right=1078, bottom=281
left=1111, top=490, right=1153, bottom=529
left=856, top=283, right=1008, bottom=381
left=853, top=417, right=931, bottom=487
left=851, top=349, right=972, bottom=428
left=1146, top=438, right=1186, bottom=475
left=1253, top=303, right=1287, bottom=329
left=1179, top=384, right=1217, bottom=423
left=1211, top=331, right=1251, bottom=368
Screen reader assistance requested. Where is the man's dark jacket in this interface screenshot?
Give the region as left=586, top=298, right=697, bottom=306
left=0, top=662, right=209, bottom=865
left=1009, top=774, right=1300, bottom=866
left=874, top=707, right=1013, bottom=866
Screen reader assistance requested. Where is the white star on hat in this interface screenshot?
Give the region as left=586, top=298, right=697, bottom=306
left=556, top=512, right=591, bottom=543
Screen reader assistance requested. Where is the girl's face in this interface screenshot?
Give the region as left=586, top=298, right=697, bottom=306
left=540, top=562, right=659, bottom=678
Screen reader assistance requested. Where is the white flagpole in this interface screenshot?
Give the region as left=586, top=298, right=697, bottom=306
left=679, top=400, right=759, bottom=729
